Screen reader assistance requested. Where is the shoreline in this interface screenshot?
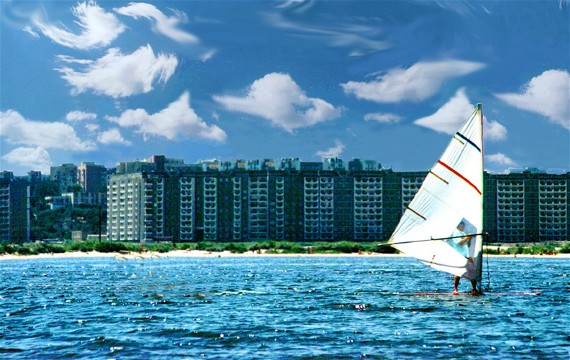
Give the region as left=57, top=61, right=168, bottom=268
left=1, top=250, right=569, bottom=261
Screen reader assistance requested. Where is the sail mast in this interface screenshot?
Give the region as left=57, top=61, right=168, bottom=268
left=476, top=103, right=484, bottom=292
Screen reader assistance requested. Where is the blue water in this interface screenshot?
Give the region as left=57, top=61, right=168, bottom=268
left=0, top=256, right=568, bottom=359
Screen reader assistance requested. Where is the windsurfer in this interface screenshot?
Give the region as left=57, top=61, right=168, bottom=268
left=450, top=222, right=478, bottom=295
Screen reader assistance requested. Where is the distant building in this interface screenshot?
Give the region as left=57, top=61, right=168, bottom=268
left=0, top=171, right=30, bottom=243
left=45, top=195, right=72, bottom=210
left=50, top=163, right=77, bottom=193
left=77, top=162, right=107, bottom=194
left=484, top=168, right=569, bottom=242
left=106, top=156, right=570, bottom=243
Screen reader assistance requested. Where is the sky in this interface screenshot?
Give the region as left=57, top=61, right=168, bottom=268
left=1, top=0, right=569, bottom=176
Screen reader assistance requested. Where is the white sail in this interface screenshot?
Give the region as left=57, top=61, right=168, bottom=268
left=388, top=104, right=484, bottom=281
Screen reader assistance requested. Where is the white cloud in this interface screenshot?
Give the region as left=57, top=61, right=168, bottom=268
left=22, top=26, right=39, bottom=38
left=485, top=118, right=507, bottom=141
left=200, top=49, right=217, bottom=62
left=57, top=45, right=178, bottom=98
left=85, top=123, right=100, bottom=132
left=105, top=92, right=227, bottom=142
left=414, top=89, right=474, bottom=133
left=364, top=112, right=402, bottom=124
left=486, top=153, right=517, bottom=167
left=97, top=128, right=131, bottom=145
left=341, top=60, right=485, bottom=103
left=414, top=89, right=507, bottom=141
left=265, top=12, right=389, bottom=57
left=32, top=1, right=125, bottom=50
left=2, top=147, right=52, bottom=173
left=114, top=2, right=198, bottom=43
left=495, top=69, right=570, bottom=130
left=66, top=110, right=97, bottom=122
left=0, top=110, right=96, bottom=151
left=214, top=72, right=342, bottom=132
left=316, top=140, right=345, bottom=159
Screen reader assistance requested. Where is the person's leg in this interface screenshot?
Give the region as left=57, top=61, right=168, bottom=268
left=470, top=279, right=479, bottom=295
left=453, top=276, right=460, bottom=294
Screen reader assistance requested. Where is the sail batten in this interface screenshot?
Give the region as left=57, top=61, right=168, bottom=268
left=388, top=104, right=484, bottom=281
left=437, top=160, right=481, bottom=195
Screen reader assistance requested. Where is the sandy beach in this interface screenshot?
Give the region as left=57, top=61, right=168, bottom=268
left=1, top=250, right=568, bottom=261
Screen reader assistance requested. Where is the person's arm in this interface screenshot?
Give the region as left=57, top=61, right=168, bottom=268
left=458, top=235, right=473, bottom=245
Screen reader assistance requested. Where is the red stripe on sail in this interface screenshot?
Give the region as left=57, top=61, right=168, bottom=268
left=437, top=160, right=481, bottom=195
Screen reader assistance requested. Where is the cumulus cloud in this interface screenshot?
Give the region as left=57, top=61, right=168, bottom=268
left=32, top=1, right=125, bottom=50
left=105, top=92, right=227, bottom=142
left=315, top=140, right=345, bottom=159
left=495, top=69, right=570, bottom=130
left=486, top=153, right=517, bottom=167
left=341, top=60, right=485, bottom=103
left=57, top=45, right=178, bottom=98
left=114, top=2, right=198, bottom=43
left=214, top=72, right=342, bottom=132
left=97, top=128, right=131, bottom=145
left=364, top=112, right=402, bottom=124
left=0, top=110, right=96, bottom=151
left=66, top=110, right=97, bottom=122
left=2, top=147, right=52, bottom=173
left=414, top=89, right=507, bottom=141
left=485, top=118, right=507, bottom=141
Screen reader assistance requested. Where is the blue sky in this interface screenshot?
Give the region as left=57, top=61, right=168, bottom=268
left=1, top=0, right=569, bottom=176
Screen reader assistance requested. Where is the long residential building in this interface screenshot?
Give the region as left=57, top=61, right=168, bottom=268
left=107, top=156, right=570, bottom=243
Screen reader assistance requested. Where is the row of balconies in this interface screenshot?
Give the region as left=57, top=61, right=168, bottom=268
left=538, top=196, right=567, bottom=203
left=497, top=199, right=524, bottom=206
left=538, top=225, right=567, bottom=230
left=355, top=177, right=381, bottom=183
left=250, top=195, right=268, bottom=201
left=304, top=216, right=334, bottom=222
left=354, top=196, right=382, bottom=202
left=401, top=182, right=421, bottom=189
left=539, top=206, right=567, bottom=212
left=354, top=188, right=382, bottom=194
left=497, top=193, right=525, bottom=199
left=304, top=228, right=334, bottom=233
left=304, top=206, right=333, bottom=212
left=538, top=212, right=568, bottom=222
left=497, top=225, right=525, bottom=231
left=354, top=213, right=383, bottom=219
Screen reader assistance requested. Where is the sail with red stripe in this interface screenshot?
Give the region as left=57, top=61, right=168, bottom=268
left=388, top=104, right=484, bottom=282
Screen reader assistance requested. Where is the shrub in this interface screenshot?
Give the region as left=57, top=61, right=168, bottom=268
left=248, top=243, right=262, bottom=252
left=227, top=243, right=247, bottom=254
left=67, top=240, right=96, bottom=252
left=1, top=244, right=16, bottom=254
left=94, top=241, right=128, bottom=253
left=279, top=243, right=305, bottom=254
left=151, top=243, right=175, bottom=253
left=178, top=243, right=197, bottom=251
left=16, top=244, right=38, bottom=255
left=377, top=244, right=398, bottom=254
left=196, top=242, right=225, bottom=252
left=559, top=243, right=570, bottom=254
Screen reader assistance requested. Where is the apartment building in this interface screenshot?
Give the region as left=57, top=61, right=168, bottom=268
left=0, top=171, right=30, bottom=243
left=484, top=168, right=569, bottom=242
left=106, top=156, right=570, bottom=243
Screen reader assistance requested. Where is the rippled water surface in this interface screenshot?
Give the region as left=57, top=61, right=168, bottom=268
left=0, top=256, right=568, bottom=358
